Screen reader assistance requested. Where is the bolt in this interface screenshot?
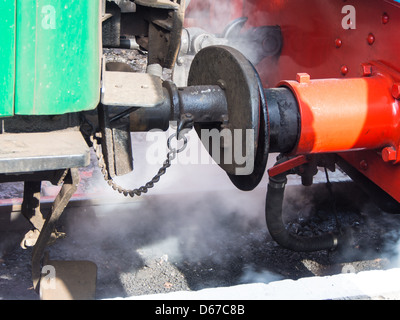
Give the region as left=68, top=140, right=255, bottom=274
left=296, top=73, right=310, bottom=84
left=361, top=63, right=372, bottom=77
left=382, top=147, right=397, bottom=162
left=217, top=79, right=227, bottom=90
left=341, top=65, right=349, bottom=76
left=177, top=57, right=184, bottom=66
left=335, top=38, right=342, bottom=48
left=392, top=83, right=400, bottom=100
left=367, top=33, right=375, bottom=45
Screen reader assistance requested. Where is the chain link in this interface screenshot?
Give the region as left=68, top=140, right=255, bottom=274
left=90, top=132, right=187, bottom=198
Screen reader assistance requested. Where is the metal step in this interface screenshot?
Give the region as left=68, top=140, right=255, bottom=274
left=0, top=131, right=90, bottom=174
left=39, top=260, right=97, bottom=300
left=101, top=71, right=164, bottom=107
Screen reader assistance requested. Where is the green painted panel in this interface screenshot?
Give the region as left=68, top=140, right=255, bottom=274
left=0, top=0, right=16, bottom=117
left=15, top=0, right=101, bottom=115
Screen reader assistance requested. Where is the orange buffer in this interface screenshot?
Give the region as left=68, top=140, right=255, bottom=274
left=279, top=70, right=400, bottom=157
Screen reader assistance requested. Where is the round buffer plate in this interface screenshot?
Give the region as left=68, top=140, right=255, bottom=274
left=188, top=45, right=269, bottom=190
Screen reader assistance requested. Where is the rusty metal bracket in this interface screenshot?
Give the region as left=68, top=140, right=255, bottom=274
left=31, top=168, right=80, bottom=292
left=20, top=170, right=70, bottom=249
left=20, top=181, right=45, bottom=249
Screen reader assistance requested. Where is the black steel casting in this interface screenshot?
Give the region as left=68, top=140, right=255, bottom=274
left=265, top=165, right=342, bottom=252
left=130, top=81, right=229, bottom=132
left=265, top=88, right=300, bottom=154
left=129, top=46, right=302, bottom=191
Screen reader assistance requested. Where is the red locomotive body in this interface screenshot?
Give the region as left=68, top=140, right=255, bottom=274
left=186, top=0, right=400, bottom=204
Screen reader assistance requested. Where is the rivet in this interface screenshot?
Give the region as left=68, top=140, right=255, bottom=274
left=392, top=83, right=400, bottom=100
left=341, top=65, right=349, bottom=76
left=367, top=33, right=375, bottom=45
left=335, top=38, right=342, bottom=48
left=360, top=160, right=368, bottom=171
left=382, top=13, right=389, bottom=25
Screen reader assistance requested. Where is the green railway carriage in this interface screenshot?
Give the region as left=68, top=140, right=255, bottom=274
left=0, top=0, right=188, bottom=298
left=1, top=0, right=101, bottom=116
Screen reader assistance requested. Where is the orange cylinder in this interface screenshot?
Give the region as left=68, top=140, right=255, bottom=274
left=279, top=73, right=400, bottom=155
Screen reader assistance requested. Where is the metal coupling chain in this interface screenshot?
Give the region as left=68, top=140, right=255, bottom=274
left=91, top=131, right=188, bottom=198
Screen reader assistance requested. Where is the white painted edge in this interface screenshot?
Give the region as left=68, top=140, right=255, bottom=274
left=106, top=268, right=400, bottom=300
